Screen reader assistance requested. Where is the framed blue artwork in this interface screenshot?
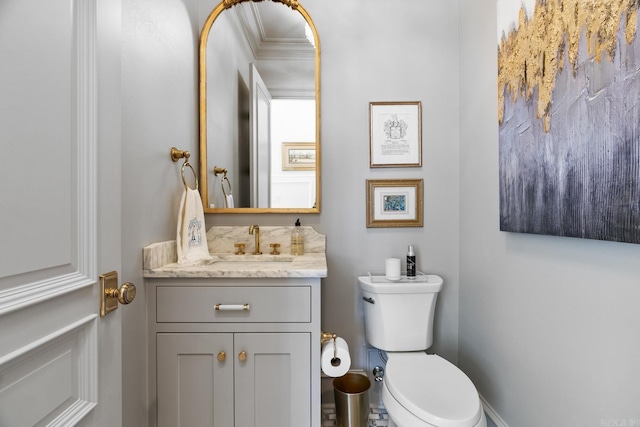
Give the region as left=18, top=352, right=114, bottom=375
left=366, top=179, right=423, bottom=228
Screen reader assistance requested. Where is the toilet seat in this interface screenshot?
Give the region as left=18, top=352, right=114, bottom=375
left=384, top=353, right=483, bottom=427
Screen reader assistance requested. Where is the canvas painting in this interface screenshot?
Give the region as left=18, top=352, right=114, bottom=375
left=498, top=0, right=640, bottom=243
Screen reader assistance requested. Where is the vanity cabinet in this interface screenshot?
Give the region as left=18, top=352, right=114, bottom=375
left=147, top=278, right=321, bottom=427
left=157, top=332, right=310, bottom=426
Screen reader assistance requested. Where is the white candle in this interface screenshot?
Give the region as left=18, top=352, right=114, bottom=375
left=385, top=258, right=401, bottom=280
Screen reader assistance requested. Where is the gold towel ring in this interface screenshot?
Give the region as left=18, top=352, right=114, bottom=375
left=171, top=147, right=199, bottom=191
left=181, top=162, right=198, bottom=190
left=214, top=166, right=233, bottom=207
left=221, top=176, right=232, bottom=198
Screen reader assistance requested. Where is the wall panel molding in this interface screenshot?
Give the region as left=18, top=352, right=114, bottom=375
left=0, top=0, right=98, bottom=316
left=0, top=315, right=98, bottom=426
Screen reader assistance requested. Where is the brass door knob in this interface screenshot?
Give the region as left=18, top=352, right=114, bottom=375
left=99, top=272, right=136, bottom=317
left=217, top=351, right=226, bottom=362
left=105, top=282, right=137, bottom=305
left=238, top=351, right=247, bottom=362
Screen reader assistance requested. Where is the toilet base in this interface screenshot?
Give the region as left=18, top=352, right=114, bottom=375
left=387, top=413, right=487, bottom=427
left=382, top=380, right=487, bottom=427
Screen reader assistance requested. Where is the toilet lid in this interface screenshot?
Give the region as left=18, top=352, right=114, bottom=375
left=385, top=353, right=482, bottom=427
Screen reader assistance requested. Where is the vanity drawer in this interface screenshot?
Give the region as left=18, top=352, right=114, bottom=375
left=156, top=286, right=311, bottom=323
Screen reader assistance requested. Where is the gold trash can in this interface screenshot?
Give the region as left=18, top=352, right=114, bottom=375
left=333, top=373, right=371, bottom=427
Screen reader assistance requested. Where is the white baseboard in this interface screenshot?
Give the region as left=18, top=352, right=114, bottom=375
left=479, top=394, right=509, bottom=427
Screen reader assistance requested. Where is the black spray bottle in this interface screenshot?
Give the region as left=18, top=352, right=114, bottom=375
left=406, top=245, right=416, bottom=278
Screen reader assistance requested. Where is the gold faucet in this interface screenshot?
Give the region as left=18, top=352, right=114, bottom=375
left=248, top=225, right=262, bottom=254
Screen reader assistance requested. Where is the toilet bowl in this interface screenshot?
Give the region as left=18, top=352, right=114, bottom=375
left=381, top=353, right=486, bottom=427
left=357, top=275, right=486, bottom=427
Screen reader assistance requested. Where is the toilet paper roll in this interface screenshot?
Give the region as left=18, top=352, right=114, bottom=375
left=321, top=337, right=351, bottom=377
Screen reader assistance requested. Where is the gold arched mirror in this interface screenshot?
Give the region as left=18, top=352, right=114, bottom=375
left=199, top=0, right=320, bottom=213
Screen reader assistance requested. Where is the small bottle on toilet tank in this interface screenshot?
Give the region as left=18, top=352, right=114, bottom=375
left=406, top=245, right=416, bottom=279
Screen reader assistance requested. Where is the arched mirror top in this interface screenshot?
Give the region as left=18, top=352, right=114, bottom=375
left=199, top=0, right=320, bottom=214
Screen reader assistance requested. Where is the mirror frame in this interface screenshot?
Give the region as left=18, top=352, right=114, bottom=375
left=199, top=0, right=321, bottom=214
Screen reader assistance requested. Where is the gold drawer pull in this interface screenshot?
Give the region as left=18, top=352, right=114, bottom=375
left=215, top=304, right=250, bottom=311
left=238, top=351, right=247, bottom=362
left=217, top=351, right=226, bottom=362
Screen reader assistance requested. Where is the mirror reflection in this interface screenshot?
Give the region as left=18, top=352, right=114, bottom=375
left=199, top=0, right=320, bottom=213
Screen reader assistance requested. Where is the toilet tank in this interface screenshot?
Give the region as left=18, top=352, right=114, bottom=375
left=358, top=275, right=443, bottom=351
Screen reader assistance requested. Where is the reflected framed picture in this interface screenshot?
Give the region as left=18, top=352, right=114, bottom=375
left=282, top=142, right=316, bottom=171
left=369, top=101, right=422, bottom=167
left=366, top=179, right=423, bottom=228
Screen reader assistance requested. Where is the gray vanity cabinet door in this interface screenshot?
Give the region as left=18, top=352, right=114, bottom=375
left=234, top=332, right=311, bottom=427
left=157, top=333, right=234, bottom=427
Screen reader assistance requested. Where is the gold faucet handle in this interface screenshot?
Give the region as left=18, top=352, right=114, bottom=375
left=234, top=243, right=246, bottom=255
left=269, top=243, right=281, bottom=255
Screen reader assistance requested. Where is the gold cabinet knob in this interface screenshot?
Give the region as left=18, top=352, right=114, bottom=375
left=105, top=282, right=137, bottom=305
left=238, top=351, right=247, bottom=362
left=217, top=351, right=226, bottom=362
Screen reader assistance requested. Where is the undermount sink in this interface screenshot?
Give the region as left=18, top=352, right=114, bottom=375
left=213, top=254, right=295, bottom=262
left=211, top=261, right=294, bottom=269
left=193, top=254, right=295, bottom=267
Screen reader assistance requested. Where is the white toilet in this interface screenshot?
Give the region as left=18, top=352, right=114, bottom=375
left=358, top=275, right=487, bottom=427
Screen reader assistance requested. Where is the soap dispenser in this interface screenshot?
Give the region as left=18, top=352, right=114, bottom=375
left=291, top=218, right=305, bottom=255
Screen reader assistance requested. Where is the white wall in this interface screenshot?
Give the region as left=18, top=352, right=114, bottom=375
left=121, top=0, right=201, bottom=424
left=205, top=7, right=249, bottom=207
left=121, top=0, right=460, bottom=425
left=310, top=0, right=460, bottom=362
left=270, top=99, right=316, bottom=208
left=458, top=0, right=640, bottom=425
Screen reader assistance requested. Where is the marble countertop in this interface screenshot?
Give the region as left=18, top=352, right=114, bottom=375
left=143, top=226, right=327, bottom=279
left=143, top=252, right=327, bottom=279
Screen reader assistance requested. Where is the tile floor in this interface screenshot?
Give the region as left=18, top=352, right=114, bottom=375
left=321, top=405, right=390, bottom=427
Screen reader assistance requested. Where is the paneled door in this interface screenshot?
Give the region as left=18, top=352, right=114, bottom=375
left=0, top=0, right=124, bottom=425
left=250, top=63, right=272, bottom=208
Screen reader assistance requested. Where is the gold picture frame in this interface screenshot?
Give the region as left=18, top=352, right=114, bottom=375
left=366, top=179, right=424, bottom=228
left=369, top=101, right=422, bottom=167
left=282, top=142, right=316, bottom=171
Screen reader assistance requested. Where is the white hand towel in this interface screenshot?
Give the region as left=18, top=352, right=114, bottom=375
left=176, top=188, right=211, bottom=264
left=225, top=194, right=234, bottom=208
